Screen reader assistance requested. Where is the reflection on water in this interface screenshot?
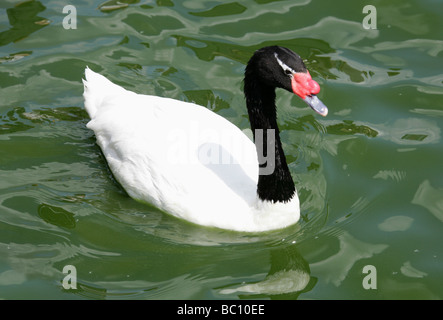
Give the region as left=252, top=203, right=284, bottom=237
left=219, top=245, right=312, bottom=298
left=98, top=0, right=141, bottom=13
left=412, top=180, right=443, bottom=223
left=378, top=215, right=413, bottom=232
left=327, top=120, right=378, bottom=138
left=309, top=232, right=388, bottom=287
left=0, top=1, right=49, bottom=47
left=38, top=204, right=76, bottom=229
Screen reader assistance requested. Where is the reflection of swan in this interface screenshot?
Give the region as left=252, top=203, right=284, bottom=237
left=219, top=245, right=312, bottom=297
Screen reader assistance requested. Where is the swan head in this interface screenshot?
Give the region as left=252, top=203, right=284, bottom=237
left=245, top=46, right=328, bottom=117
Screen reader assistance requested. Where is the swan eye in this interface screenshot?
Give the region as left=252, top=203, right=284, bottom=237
left=284, top=69, right=292, bottom=76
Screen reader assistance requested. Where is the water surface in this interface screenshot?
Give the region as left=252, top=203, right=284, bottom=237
left=1, top=0, right=442, bottom=299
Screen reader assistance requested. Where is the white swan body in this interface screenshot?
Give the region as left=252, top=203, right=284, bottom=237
left=83, top=67, right=300, bottom=232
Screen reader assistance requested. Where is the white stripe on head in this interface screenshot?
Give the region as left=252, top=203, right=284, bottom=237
left=274, top=52, right=295, bottom=75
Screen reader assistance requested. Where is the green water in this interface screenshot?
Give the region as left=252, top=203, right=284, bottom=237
left=1, top=0, right=442, bottom=300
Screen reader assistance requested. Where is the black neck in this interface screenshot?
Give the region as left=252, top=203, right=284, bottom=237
left=244, top=77, right=296, bottom=203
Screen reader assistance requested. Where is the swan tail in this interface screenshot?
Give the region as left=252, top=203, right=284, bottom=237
left=83, top=67, right=126, bottom=119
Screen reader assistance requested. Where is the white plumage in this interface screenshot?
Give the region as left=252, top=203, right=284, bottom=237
left=83, top=67, right=300, bottom=232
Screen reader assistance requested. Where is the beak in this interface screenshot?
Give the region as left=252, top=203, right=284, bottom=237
left=291, top=72, right=328, bottom=117
left=303, top=95, right=328, bottom=117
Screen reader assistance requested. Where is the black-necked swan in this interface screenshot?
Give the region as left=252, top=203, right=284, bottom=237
left=83, top=46, right=328, bottom=232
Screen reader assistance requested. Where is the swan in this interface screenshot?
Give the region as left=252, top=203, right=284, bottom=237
left=83, top=46, right=328, bottom=232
